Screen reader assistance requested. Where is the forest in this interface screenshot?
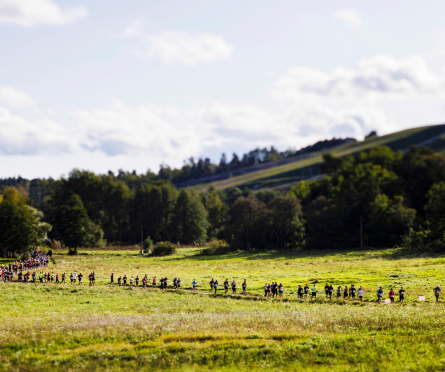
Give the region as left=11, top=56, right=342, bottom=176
left=1, top=145, right=445, bottom=255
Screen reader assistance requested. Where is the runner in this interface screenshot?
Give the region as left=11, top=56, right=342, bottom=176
left=130, top=276, right=134, bottom=287
left=173, top=277, right=177, bottom=289
left=434, top=285, right=441, bottom=303
left=92, top=272, right=96, bottom=286
left=142, top=275, right=147, bottom=289
left=377, top=286, right=384, bottom=303
left=324, top=283, right=330, bottom=299
left=69, top=273, right=73, bottom=284
left=224, top=279, right=229, bottom=294
left=213, top=279, right=218, bottom=294
left=123, top=275, right=127, bottom=286
left=297, top=285, right=304, bottom=299
left=304, top=284, right=309, bottom=300
left=153, top=276, right=156, bottom=288
left=328, top=284, right=334, bottom=300
left=177, top=277, right=181, bottom=288
left=209, top=278, right=214, bottom=293
left=61, top=272, right=66, bottom=284
left=350, top=285, right=356, bottom=301
left=311, top=284, right=317, bottom=299
left=78, top=272, right=83, bottom=285
left=232, top=280, right=236, bottom=295
left=278, top=283, right=284, bottom=298
left=399, top=286, right=405, bottom=304
left=192, top=279, right=197, bottom=291
left=358, top=286, right=364, bottom=302
left=118, top=276, right=122, bottom=287
left=110, top=272, right=114, bottom=287
left=264, top=283, right=268, bottom=297
left=242, top=279, right=247, bottom=295
left=389, top=288, right=395, bottom=303
left=344, top=285, right=348, bottom=300
left=55, top=274, right=59, bottom=284
left=135, top=275, right=139, bottom=287
left=337, top=286, right=342, bottom=299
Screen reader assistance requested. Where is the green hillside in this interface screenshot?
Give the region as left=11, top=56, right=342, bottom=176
left=195, top=124, right=445, bottom=192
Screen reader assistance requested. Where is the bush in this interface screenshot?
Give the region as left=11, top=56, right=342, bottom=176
left=152, top=241, right=176, bottom=256
left=143, top=237, right=154, bottom=253
left=67, top=247, right=78, bottom=255
left=201, top=239, right=232, bottom=255
left=50, top=239, right=65, bottom=250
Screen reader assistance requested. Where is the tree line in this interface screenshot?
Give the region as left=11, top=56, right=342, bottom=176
left=1, top=144, right=445, bottom=256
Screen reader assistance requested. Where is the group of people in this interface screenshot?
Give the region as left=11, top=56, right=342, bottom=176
left=295, top=283, right=421, bottom=304
left=2, top=264, right=443, bottom=303
left=0, top=251, right=49, bottom=282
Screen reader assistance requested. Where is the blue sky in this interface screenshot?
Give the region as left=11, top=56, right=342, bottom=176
left=1, top=0, right=445, bottom=178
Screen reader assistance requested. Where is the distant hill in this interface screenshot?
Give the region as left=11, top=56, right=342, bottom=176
left=192, top=124, right=445, bottom=192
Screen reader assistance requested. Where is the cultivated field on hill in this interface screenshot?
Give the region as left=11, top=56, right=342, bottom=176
left=194, top=124, right=445, bottom=192
left=1, top=247, right=445, bottom=371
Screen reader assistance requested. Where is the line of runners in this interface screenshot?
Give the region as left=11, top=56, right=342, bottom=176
left=2, top=265, right=442, bottom=303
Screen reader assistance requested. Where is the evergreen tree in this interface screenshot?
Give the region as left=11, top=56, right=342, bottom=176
left=170, top=190, right=208, bottom=244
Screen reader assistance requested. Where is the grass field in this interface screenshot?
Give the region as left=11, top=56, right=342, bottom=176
left=1, top=247, right=445, bottom=371
left=194, top=124, right=445, bottom=192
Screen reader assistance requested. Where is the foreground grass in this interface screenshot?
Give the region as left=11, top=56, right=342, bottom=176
left=2, top=247, right=445, bottom=371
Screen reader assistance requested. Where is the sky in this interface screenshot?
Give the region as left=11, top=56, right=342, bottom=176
left=1, top=0, right=445, bottom=179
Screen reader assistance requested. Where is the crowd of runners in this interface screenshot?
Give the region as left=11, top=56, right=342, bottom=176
left=1, top=259, right=443, bottom=303
left=0, top=251, right=50, bottom=282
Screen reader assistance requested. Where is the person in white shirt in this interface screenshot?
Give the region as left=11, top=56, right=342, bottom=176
left=358, top=286, right=365, bottom=302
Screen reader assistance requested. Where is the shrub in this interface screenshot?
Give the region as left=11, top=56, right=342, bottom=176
left=152, top=241, right=176, bottom=256
left=201, top=239, right=232, bottom=255
left=143, top=237, right=154, bottom=253
left=50, top=239, right=65, bottom=250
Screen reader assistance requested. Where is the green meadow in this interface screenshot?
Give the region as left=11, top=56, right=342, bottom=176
left=1, top=247, right=445, bottom=371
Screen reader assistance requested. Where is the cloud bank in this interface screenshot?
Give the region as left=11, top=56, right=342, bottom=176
left=274, top=55, right=445, bottom=103
left=2, top=55, right=441, bottom=163
left=0, top=0, right=88, bottom=27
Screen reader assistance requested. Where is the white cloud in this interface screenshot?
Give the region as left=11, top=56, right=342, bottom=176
left=146, top=31, right=233, bottom=66
left=274, top=55, right=445, bottom=103
left=334, top=9, right=363, bottom=30
left=115, top=18, right=144, bottom=39
left=0, top=96, right=393, bottom=159
left=0, top=107, right=78, bottom=155
left=0, top=0, right=88, bottom=27
left=117, top=21, right=234, bottom=66
left=0, top=86, right=36, bottom=108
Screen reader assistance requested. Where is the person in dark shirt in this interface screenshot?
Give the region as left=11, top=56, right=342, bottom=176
left=399, top=287, right=405, bottom=304
left=328, top=284, right=334, bottom=300
left=324, top=283, right=330, bottom=299
left=350, top=285, right=356, bottom=300
left=304, top=284, right=309, bottom=300
left=297, top=285, right=304, bottom=299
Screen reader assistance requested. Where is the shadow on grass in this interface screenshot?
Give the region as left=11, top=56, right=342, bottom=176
left=157, top=245, right=445, bottom=263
